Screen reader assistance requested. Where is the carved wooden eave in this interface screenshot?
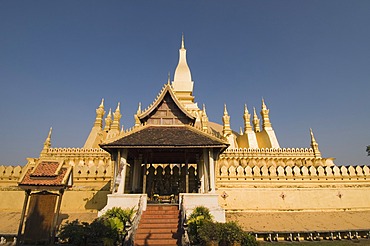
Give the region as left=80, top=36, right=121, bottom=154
left=137, top=83, right=196, bottom=124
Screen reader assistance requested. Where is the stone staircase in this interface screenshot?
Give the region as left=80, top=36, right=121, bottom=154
left=134, top=204, right=181, bottom=246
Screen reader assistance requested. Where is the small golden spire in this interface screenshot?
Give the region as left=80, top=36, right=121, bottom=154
left=104, top=109, right=112, bottom=131
left=167, top=72, right=171, bottom=85
left=310, top=128, right=321, bottom=157
left=111, top=102, right=122, bottom=131
left=262, top=98, right=267, bottom=110
left=253, top=107, right=260, bottom=132
left=224, top=104, right=228, bottom=115
left=94, top=99, right=105, bottom=128
left=40, top=127, right=52, bottom=157
left=260, top=98, right=271, bottom=129
left=201, top=104, right=208, bottom=131
left=244, top=104, right=249, bottom=114
left=244, top=104, right=252, bottom=132
left=45, top=127, right=52, bottom=148
left=223, top=104, right=232, bottom=137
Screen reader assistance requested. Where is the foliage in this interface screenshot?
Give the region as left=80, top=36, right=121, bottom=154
left=187, top=206, right=258, bottom=246
left=58, top=220, right=91, bottom=246
left=187, top=206, right=213, bottom=245
left=101, top=206, right=135, bottom=243
left=188, top=206, right=213, bottom=221
left=58, top=207, right=135, bottom=246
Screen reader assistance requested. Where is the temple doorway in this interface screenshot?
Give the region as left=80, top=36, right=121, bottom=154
left=144, top=164, right=198, bottom=202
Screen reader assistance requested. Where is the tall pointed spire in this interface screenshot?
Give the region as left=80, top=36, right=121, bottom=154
left=260, top=98, right=272, bottom=129
left=243, top=104, right=252, bottom=133
left=253, top=107, right=260, bottom=132
left=223, top=104, right=232, bottom=137
left=94, top=98, right=105, bottom=129
left=310, top=128, right=321, bottom=157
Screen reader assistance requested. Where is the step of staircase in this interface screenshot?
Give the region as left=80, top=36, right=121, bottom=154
left=134, top=204, right=180, bottom=246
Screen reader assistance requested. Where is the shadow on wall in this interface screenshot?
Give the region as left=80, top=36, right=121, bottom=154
left=84, top=181, right=111, bottom=211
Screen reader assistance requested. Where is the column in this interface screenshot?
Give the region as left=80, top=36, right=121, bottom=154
left=209, top=149, right=216, bottom=193
left=203, top=149, right=210, bottom=193
left=142, top=156, right=147, bottom=194
left=131, top=155, right=142, bottom=193
left=117, top=149, right=128, bottom=194
left=185, top=158, right=189, bottom=193
left=52, top=189, right=64, bottom=241
left=17, top=189, right=31, bottom=240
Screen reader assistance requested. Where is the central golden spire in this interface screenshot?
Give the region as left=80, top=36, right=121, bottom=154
left=173, top=33, right=192, bottom=84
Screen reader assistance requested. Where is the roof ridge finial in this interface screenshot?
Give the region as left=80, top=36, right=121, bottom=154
left=167, top=72, right=171, bottom=85
left=99, top=98, right=104, bottom=108
left=137, top=102, right=142, bottom=114
left=181, top=32, right=185, bottom=49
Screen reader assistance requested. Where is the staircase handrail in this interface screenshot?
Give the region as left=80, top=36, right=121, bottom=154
left=124, top=195, right=146, bottom=246
left=180, top=194, right=190, bottom=246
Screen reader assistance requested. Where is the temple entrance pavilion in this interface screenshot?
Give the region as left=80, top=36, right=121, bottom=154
left=100, top=125, right=228, bottom=202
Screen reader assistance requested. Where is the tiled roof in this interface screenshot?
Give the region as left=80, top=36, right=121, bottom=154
left=101, top=125, right=228, bottom=148
left=31, top=161, right=59, bottom=177
left=19, top=161, right=71, bottom=187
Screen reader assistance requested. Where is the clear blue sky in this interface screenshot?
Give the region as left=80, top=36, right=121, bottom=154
left=0, top=1, right=369, bottom=166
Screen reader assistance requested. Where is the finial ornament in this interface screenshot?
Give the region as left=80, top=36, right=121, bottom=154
left=167, top=72, right=171, bottom=85
left=99, top=98, right=104, bottom=108
left=203, top=104, right=207, bottom=114
left=181, top=33, right=185, bottom=49
left=137, top=102, right=142, bottom=114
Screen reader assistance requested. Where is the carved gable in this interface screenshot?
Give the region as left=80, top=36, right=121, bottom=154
left=142, top=92, right=194, bottom=125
